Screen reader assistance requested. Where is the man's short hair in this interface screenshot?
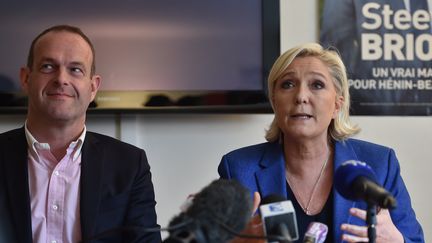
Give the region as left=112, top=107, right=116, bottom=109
left=26, top=25, right=96, bottom=76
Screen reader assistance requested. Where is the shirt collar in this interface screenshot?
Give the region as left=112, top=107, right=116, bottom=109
left=24, top=121, right=87, bottom=162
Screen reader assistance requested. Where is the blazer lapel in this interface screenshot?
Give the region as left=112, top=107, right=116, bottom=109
left=255, top=143, right=287, bottom=198
left=333, top=140, right=359, bottom=241
left=3, top=128, right=32, bottom=243
left=253, top=140, right=363, bottom=240
left=80, top=133, right=104, bottom=239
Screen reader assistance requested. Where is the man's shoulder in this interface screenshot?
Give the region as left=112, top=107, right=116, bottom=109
left=83, top=132, right=148, bottom=169
left=0, top=127, right=24, bottom=141
left=85, top=131, right=143, bottom=152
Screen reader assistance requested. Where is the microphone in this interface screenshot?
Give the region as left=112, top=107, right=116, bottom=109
left=303, top=222, right=328, bottom=243
left=163, top=179, right=253, bottom=243
left=259, top=194, right=299, bottom=242
left=334, top=160, right=397, bottom=209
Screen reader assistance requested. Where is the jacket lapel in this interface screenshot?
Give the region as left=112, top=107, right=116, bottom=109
left=333, top=140, right=359, bottom=241
left=255, top=143, right=287, bottom=198
left=253, top=140, right=363, bottom=240
left=3, top=128, right=32, bottom=243
left=80, top=133, right=104, bottom=239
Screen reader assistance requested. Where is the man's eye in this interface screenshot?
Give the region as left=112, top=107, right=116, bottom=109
left=70, top=67, right=84, bottom=75
left=280, top=80, right=294, bottom=89
left=40, top=64, right=54, bottom=73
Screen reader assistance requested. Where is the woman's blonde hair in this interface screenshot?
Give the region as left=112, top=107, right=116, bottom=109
left=265, top=43, right=360, bottom=142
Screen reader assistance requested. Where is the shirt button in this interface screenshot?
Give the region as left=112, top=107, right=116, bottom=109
left=52, top=205, right=58, bottom=210
left=54, top=171, right=60, bottom=176
left=52, top=240, right=57, bottom=243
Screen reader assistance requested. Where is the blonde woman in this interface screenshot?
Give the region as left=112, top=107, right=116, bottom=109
left=219, top=43, right=424, bottom=243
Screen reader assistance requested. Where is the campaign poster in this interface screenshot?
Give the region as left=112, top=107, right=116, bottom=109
left=319, top=0, right=432, bottom=115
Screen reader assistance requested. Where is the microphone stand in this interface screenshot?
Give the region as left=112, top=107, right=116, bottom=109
left=277, top=224, right=292, bottom=243
left=366, top=203, right=377, bottom=243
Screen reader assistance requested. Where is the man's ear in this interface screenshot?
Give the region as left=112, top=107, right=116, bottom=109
left=20, top=67, right=31, bottom=94
left=90, top=75, right=101, bottom=101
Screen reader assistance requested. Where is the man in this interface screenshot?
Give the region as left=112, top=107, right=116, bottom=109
left=0, top=25, right=161, bottom=242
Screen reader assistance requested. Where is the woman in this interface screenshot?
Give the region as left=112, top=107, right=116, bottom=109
left=218, top=43, right=424, bottom=242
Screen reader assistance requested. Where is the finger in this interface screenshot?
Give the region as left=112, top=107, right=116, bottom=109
left=376, top=208, right=393, bottom=225
left=341, top=223, right=368, bottom=237
left=377, top=208, right=390, bottom=216
left=252, top=192, right=261, bottom=214
left=349, top=207, right=367, bottom=220
left=341, top=233, right=369, bottom=242
left=180, top=194, right=195, bottom=212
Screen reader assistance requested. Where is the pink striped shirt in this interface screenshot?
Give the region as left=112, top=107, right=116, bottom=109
left=25, top=124, right=85, bottom=243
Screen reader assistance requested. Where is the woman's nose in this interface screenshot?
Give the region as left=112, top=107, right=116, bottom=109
left=294, top=85, right=309, bottom=104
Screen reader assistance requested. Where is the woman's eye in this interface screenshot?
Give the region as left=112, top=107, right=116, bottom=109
left=311, top=80, right=325, bottom=89
left=280, top=80, right=294, bottom=89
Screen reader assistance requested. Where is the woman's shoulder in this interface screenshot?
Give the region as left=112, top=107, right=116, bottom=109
left=224, top=141, right=279, bottom=158
left=343, top=138, right=393, bottom=152
left=340, top=138, right=396, bottom=167
left=219, top=142, right=283, bottom=179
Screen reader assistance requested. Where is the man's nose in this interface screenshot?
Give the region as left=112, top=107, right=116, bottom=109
left=54, top=67, right=70, bottom=85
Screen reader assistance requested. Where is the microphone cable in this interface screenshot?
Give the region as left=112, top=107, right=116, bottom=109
left=81, top=216, right=292, bottom=243
left=80, top=218, right=193, bottom=243
left=212, top=217, right=292, bottom=242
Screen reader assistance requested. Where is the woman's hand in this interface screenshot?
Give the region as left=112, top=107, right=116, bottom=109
left=341, top=207, right=404, bottom=243
left=252, top=191, right=261, bottom=215
left=229, top=192, right=264, bottom=243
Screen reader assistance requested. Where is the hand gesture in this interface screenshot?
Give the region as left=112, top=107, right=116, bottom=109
left=341, top=207, right=404, bottom=243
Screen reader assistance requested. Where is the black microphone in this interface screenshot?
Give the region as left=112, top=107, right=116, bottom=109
left=163, top=179, right=253, bottom=243
left=334, top=160, right=397, bottom=209
left=259, top=194, right=299, bottom=243
left=303, top=222, right=328, bottom=243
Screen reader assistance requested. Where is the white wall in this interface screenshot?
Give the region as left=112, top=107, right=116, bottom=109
left=120, top=114, right=273, bottom=231
left=0, top=0, right=430, bottom=241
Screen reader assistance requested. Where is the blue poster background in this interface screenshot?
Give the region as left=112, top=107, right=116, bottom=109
left=320, top=0, right=432, bottom=115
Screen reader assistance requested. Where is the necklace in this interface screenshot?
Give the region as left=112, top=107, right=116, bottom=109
left=285, top=149, right=330, bottom=215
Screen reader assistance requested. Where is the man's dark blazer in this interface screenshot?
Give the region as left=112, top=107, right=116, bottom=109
left=0, top=127, right=161, bottom=243
left=218, top=139, right=424, bottom=243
